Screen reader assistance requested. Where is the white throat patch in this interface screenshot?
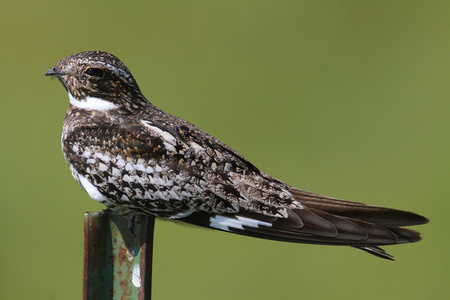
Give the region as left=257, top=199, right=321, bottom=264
left=68, top=92, right=118, bottom=111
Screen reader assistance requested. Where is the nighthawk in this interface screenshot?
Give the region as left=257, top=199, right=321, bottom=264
left=46, top=51, right=428, bottom=260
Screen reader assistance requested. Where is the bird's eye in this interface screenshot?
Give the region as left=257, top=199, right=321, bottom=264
left=85, top=68, right=104, bottom=77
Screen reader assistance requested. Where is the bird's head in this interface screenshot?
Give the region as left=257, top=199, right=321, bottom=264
left=45, top=51, right=147, bottom=112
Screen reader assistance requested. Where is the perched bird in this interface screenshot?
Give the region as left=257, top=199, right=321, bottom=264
left=46, top=51, right=428, bottom=260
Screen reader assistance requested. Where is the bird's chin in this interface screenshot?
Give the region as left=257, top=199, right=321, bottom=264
left=57, top=77, right=70, bottom=91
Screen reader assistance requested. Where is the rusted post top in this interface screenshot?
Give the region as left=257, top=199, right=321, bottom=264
left=83, top=211, right=155, bottom=300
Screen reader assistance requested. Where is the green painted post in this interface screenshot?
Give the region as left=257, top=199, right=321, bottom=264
left=83, top=211, right=155, bottom=300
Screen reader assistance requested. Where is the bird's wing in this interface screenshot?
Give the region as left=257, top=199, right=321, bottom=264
left=121, top=116, right=301, bottom=215
left=288, top=187, right=429, bottom=227
left=122, top=117, right=429, bottom=259
left=65, top=116, right=428, bottom=259
left=180, top=200, right=427, bottom=260
left=63, top=115, right=292, bottom=218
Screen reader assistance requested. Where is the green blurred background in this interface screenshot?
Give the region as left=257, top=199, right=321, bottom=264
left=1, top=1, right=448, bottom=299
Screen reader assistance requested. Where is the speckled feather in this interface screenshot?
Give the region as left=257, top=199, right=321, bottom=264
left=46, top=51, right=428, bottom=260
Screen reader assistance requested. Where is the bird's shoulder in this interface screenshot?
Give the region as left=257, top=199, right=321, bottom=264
left=120, top=106, right=262, bottom=175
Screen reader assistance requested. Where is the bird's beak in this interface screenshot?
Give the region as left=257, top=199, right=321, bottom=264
left=45, top=66, right=64, bottom=77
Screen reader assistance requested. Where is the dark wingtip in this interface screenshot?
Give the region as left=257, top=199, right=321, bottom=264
left=291, top=188, right=430, bottom=227
left=390, top=211, right=429, bottom=226
left=416, top=214, right=430, bottom=225
left=389, top=227, right=424, bottom=243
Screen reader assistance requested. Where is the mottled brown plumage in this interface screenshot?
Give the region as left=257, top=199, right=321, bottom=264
left=46, top=51, right=428, bottom=260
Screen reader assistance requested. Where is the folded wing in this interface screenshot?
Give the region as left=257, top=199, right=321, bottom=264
left=180, top=187, right=428, bottom=260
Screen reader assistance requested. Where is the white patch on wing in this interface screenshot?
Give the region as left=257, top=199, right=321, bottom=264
left=77, top=173, right=107, bottom=202
left=210, top=215, right=273, bottom=231
left=189, top=141, right=205, bottom=151
left=236, top=216, right=273, bottom=228
left=141, top=120, right=178, bottom=152
left=168, top=210, right=194, bottom=219
left=68, top=92, right=118, bottom=111
left=209, top=216, right=236, bottom=231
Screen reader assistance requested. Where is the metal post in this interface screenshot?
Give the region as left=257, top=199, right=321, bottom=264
left=83, top=211, right=155, bottom=300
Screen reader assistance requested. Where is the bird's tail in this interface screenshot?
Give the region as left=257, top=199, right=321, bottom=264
left=180, top=188, right=428, bottom=260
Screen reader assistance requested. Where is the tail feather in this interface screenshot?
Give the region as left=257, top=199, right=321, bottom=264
left=387, top=227, right=423, bottom=244
left=355, top=246, right=395, bottom=261
left=289, top=188, right=429, bottom=226
left=179, top=189, right=428, bottom=260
